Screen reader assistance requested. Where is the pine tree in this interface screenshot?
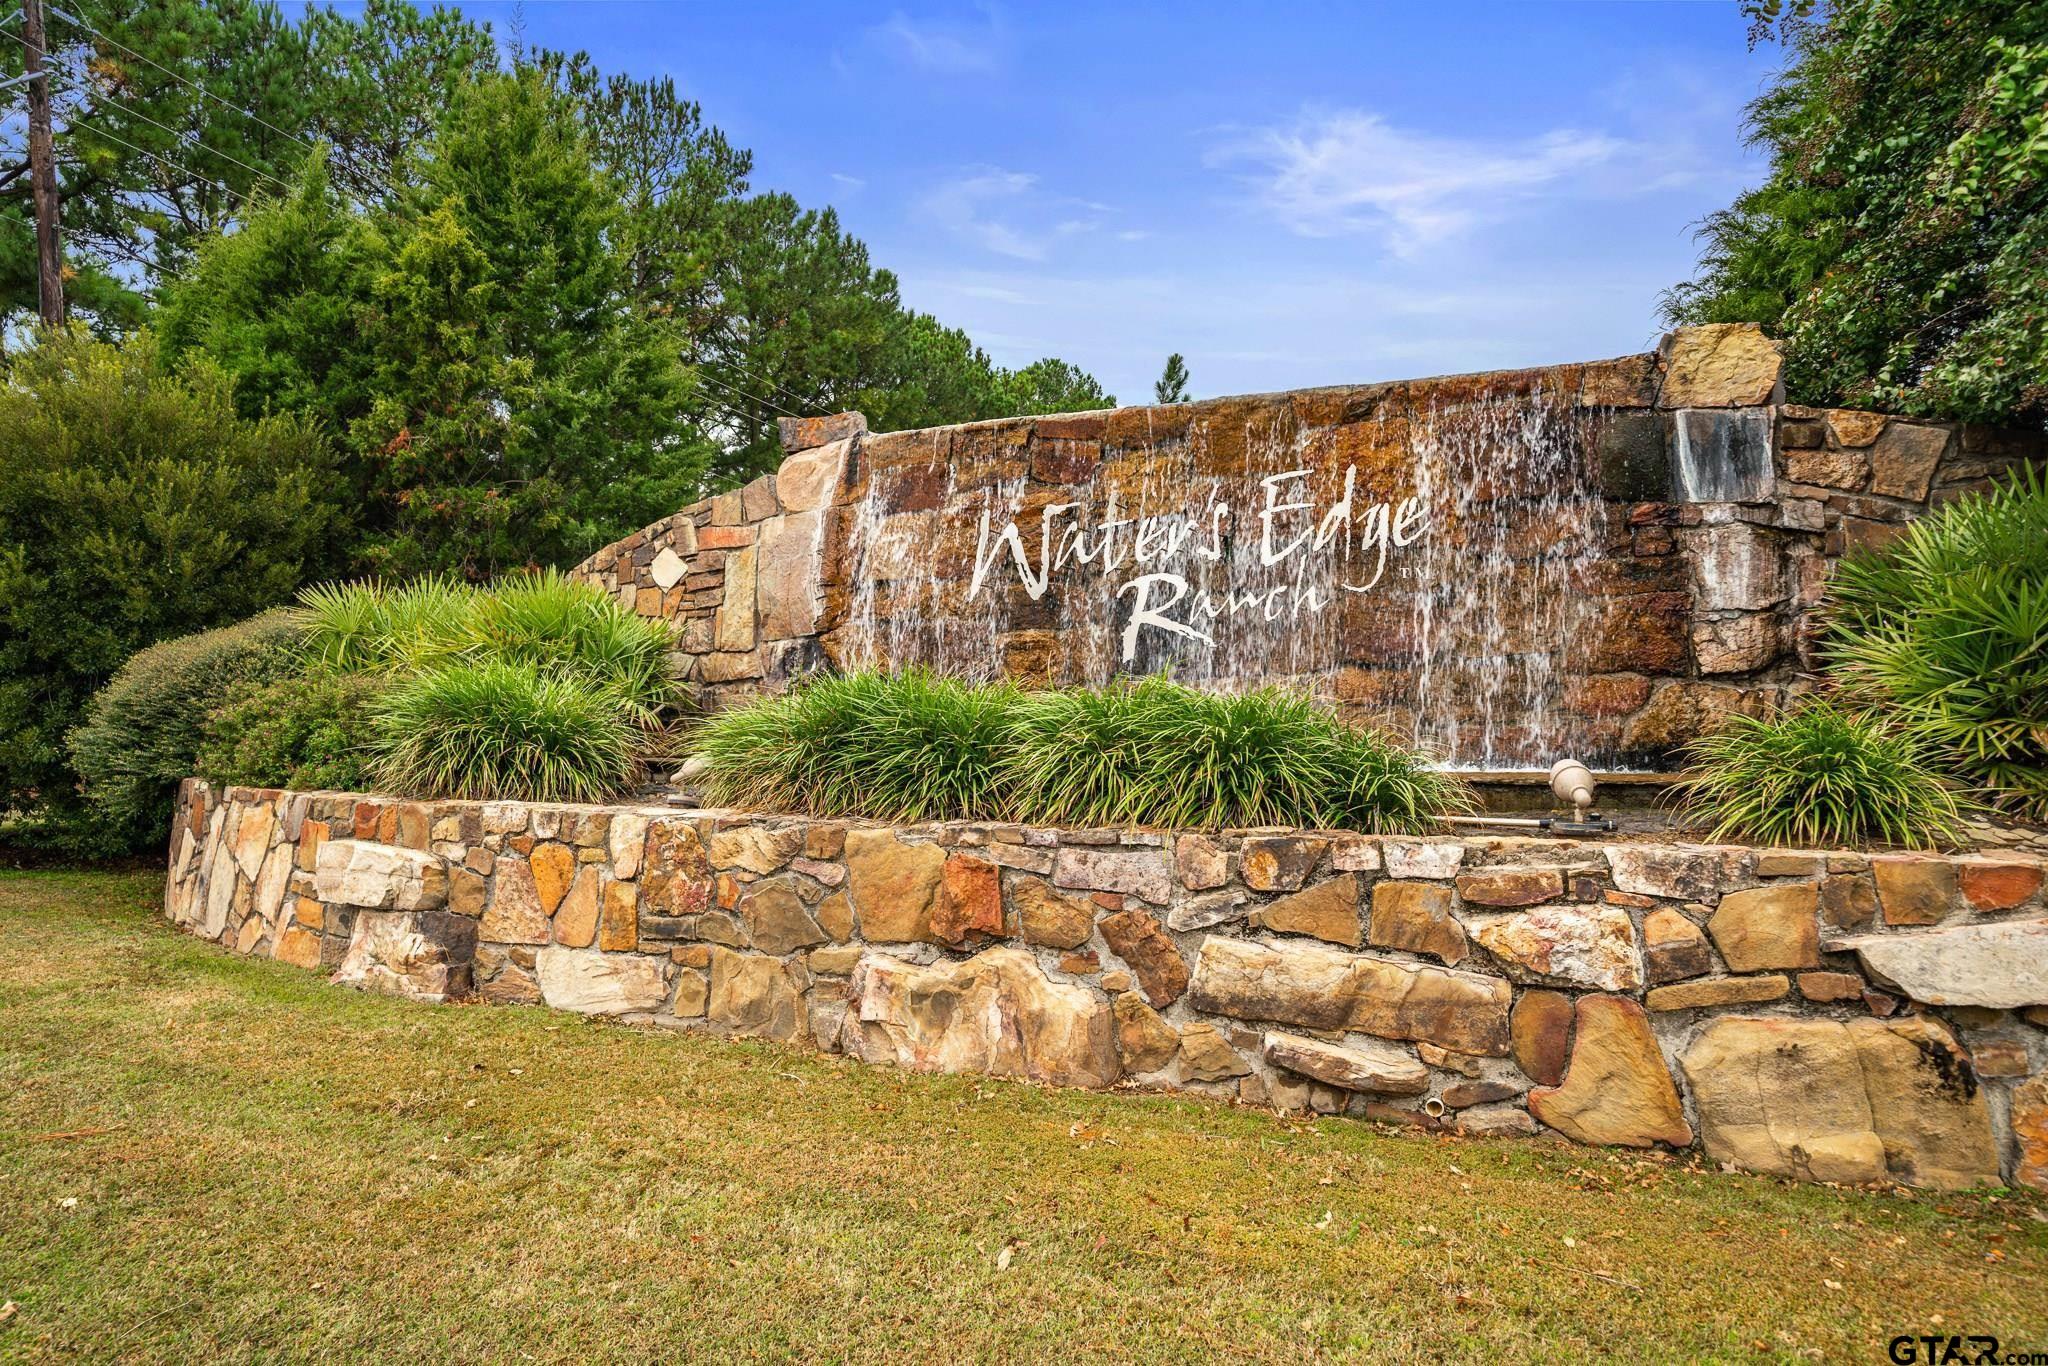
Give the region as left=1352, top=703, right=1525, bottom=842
left=1154, top=353, right=1191, bottom=404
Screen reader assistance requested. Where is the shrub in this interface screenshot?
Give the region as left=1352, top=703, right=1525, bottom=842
left=693, top=671, right=1471, bottom=834
left=0, top=331, right=333, bottom=833
left=1670, top=699, right=1968, bottom=849
left=1826, top=467, right=2048, bottom=818
left=67, top=610, right=305, bottom=850
left=197, top=673, right=384, bottom=793
left=368, top=660, right=644, bottom=803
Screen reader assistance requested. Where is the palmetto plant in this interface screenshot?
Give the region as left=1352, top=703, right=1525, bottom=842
left=1671, top=699, right=1968, bottom=848
left=1826, top=466, right=2048, bottom=817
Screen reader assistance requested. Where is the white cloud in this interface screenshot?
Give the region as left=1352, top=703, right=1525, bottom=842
left=1209, top=109, right=1629, bottom=253
left=916, top=167, right=1113, bottom=261
left=830, top=173, right=867, bottom=193
left=871, top=10, right=1000, bottom=74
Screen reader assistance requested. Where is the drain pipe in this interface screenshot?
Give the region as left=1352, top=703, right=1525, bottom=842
left=1441, top=758, right=1617, bottom=837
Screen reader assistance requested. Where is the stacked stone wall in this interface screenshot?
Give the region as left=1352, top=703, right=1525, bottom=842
left=572, top=326, right=2045, bottom=767
left=169, top=779, right=2048, bottom=1192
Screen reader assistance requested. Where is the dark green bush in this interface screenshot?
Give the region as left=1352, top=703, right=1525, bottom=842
left=693, top=671, right=1471, bottom=833
left=368, top=660, right=644, bottom=803
left=197, top=672, right=385, bottom=793
left=66, top=610, right=305, bottom=849
left=1671, top=699, right=1967, bottom=849
left=1826, top=467, right=2048, bottom=817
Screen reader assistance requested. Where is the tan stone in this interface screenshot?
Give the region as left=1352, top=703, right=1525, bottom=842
left=776, top=438, right=849, bottom=512
left=608, top=812, right=650, bottom=879
left=551, top=865, right=601, bottom=948
left=757, top=510, right=824, bottom=639
left=296, top=818, right=329, bottom=873
left=1681, top=1015, right=1998, bottom=1190
left=314, top=839, right=449, bottom=912
left=931, top=853, right=1007, bottom=944
left=1052, top=846, right=1171, bottom=904
left=1873, top=856, right=1956, bottom=926
left=708, top=825, right=804, bottom=876
left=1241, top=837, right=1326, bottom=891
left=1528, top=996, right=1691, bottom=1148
left=671, top=969, right=709, bottom=1017
left=1784, top=446, right=1867, bottom=489
left=1511, top=989, right=1575, bottom=1087
left=845, top=829, right=946, bottom=943
left=1643, top=908, right=1713, bottom=983
left=1382, top=841, right=1464, bottom=878
left=1656, top=322, right=1782, bottom=407
left=1826, top=409, right=1889, bottom=447
left=642, top=820, right=714, bottom=917
left=537, top=946, right=671, bottom=1016
left=1867, top=422, right=1949, bottom=500
left=231, top=802, right=276, bottom=879
left=1175, top=834, right=1230, bottom=890
left=814, top=892, right=853, bottom=941
left=1261, top=1031, right=1428, bottom=1095
left=448, top=867, right=485, bottom=919
left=481, top=856, right=549, bottom=944
left=845, top=947, right=1118, bottom=1088
left=1013, top=878, right=1096, bottom=949
left=1176, top=1023, right=1251, bottom=1082
left=707, top=947, right=805, bottom=1040
left=273, top=924, right=323, bottom=969
left=1255, top=874, right=1362, bottom=947
left=333, top=911, right=469, bottom=1003
left=1708, top=884, right=1819, bottom=971
left=529, top=843, right=575, bottom=918
left=713, top=545, right=757, bottom=651
left=1472, top=904, right=1642, bottom=991
left=2014, top=1074, right=2048, bottom=1193
left=1820, top=874, right=1878, bottom=929
left=1605, top=844, right=1730, bottom=901
left=234, top=917, right=263, bottom=954
left=1833, top=919, right=2048, bottom=1008
left=1098, top=908, right=1189, bottom=1008
left=1187, top=937, right=1511, bottom=1056
left=1113, top=992, right=1181, bottom=1073
left=1968, top=1040, right=2028, bottom=1078
left=598, top=878, right=638, bottom=953
left=1418, top=1041, right=1481, bottom=1077
left=1645, top=974, right=1789, bottom=1011
left=1797, top=970, right=1865, bottom=1002
left=1455, top=868, right=1564, bottom=908
left=1367, top=880, right=1467, bottom=964
left=738, top=877, right=829, bottom=955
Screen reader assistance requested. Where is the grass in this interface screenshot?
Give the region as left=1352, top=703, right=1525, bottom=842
left=3, top=870, right=2045, bottom=1361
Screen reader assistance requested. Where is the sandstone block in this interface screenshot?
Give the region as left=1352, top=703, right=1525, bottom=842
left=757, top=511, right=824, bottom=640
left=1797, top=970, right=1865, bottom=1002
left=333, top=910, right=476, bottom=1003
left=1833, top=919, right=2048, bottom=1008
left=2015, top=1074, right=2048, bottom=1193
left=1013, top=878, right=1096, bottom=948
left=1528, top=996, right=1690, bottom=1148
left=608, top=812, right=650, bottom=879
left=1866, top=422, right=1948, bottom=501
left=1708, top=883, right=1819, bottom=971
left=1098, top=908, right=1189, bottom=1008
left=1367, top=880, right=1468, bottom=964
left=537, top=946, right=672, bottom=1016
left=1255, top=874, right=1362, bottom=947
left=844, top=829, right=946, bottom=943
left=1187, top=937, right=1511, bottom=1056
left=1167, top=889, right=1248, bottom=933
left=1455, top=868, right=1563, bottom=908
left=1053, top=846, right=1170, bottom=905
left=1261, top=1031, right=1428, bottom=1095
left=1872, top=856, right=1956, bottom=926
left=530, top=842, right=576, bottom=917
left=776, top=438, right=850, bottom=512
left=314, top=839, right=449, bottom=912
left=1644, top=908, right=1714, bottom=983
left=1656, top=322, right=1782, bottom=407
left=1176, top=1023, right=1251, bottom=1082
left=1472, top=904, right=1641, bottom=991
left=552, top=865, right=601, bottom=947
left=1241, top=837, right=1326, bottom=891
left=845, top=947, right=1118, bottom=1088
left=931, top=853, right=1007, bottom=944
left=707, top=946, right=805, bottom=1039
left=642, top=820, right=714, bottom=917
left=1645, top=974, right=1789, bottom=1011
left=1175, top=834, right=1230, bottom=890
left=1605, top=844, right=1729, bottom=901
left=1383, top=841, right=1464, bottom=878
left=1957, top=859, right=2044, bottom=911
left=738, top=877, right=830, bottom=955
left=1113, top=992, right=1180, bottom=1073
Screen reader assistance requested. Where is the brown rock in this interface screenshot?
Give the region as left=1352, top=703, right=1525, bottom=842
left=775, top=437, right=849, bottom=511
left=707, top=825, right=804, bottom=876
left=757, top=510, right=824, bottom=639
left=1187, top=937, right=1511, bottom=1056
left=1645, top=974, right=1789, bottom=1011
left=1098, top=909, right=1189, bottom=1008
left=1367, top=881, right=1468, bottom=964
left=1113, top=993, right=1180, bottom=1073
left=1784, top=445, right=1868, bottom=489
left=1418, top=1041, right=1481, bottom=1077
left=1052, top=846, right=1170, bottom=905
left=1957, top=859, right=2044, bottom=911
left=1175, top=834, right=1230, bottom=890
left=1528, top=996, right=1691, bottom=1147
left=1605, top=843, right=1732, bottom=901
left=931, top=853, right=1008, bottom=945
left=481, top=857, right=549, bottom=945
left=1820, top=874, right=1878, bottom=929
left=713, top=545, right=757, bottom=651
left=642, top=821, right=714, bottom=917
left=1681, top=1015, right=1998, bottom=1190
left=1442, top=1080, right=1523, bottom=1109
left=2014, top=1074, right=2048, bottom=1193
left=845, top=946, right=1119, bottom=1088
left=1177, top=1023, right=1251, bottom=1082
left=1455, top=868, right=1564, bottom=908
left=1873, top=856, right=1957, bottom=926
left=1241, top=837, right=1326, bottom=892
left=551, top=865, right=601, bottom=948
left=1708, top=884, right=1819, bottom=971
left=738, top=877, right=829, bottom=955
left=1472, top=904, right=1642, bottom=991
left=844, top=829, right=946, bottom=943
left=813, top=892, right=853, bottom=941
left=528, top=843, right=575, bottom=917
left=1013, top=878, right=1096, bottom=949
left=1797, top=970, right=1865, bottom=1002
left=273, top=924, right=323, bottom=969
left=707, top=947, right=805, bottom=1041
left=598, top=879, right=638, bottom=953
left=1255, top=874, right=1362, bottom=947
left=1453, top=1104, right=1539, bottom=1138
left=1967, top=1040, right=2028, bottom=1078
left=447, top=867, right=486, bottom=919
left=1866, top=422, right=1949, bottom=500
left=1261, top=1031, right=1428, bottom=1095
left=1826, top=409, right=1889, bottom=447
left=1656, top=322, right=1782, bottom=407
left=1643, top=908, right=1713, bottom=983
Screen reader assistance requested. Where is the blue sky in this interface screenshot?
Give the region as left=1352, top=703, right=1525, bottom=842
left=436, top=1, right=1784, bottom=404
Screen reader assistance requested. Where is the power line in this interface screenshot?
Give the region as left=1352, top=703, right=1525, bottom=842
left=696, top=366, right=802, bottom=421
left=62, top=115, right=254, bottom=201
left=36, top=64, right=294, bottom=196
left=720, top=351, right=816, bottom=417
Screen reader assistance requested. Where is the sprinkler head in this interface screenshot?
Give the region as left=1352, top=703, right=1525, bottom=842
left=1548, top=758, right=1596, bottom=816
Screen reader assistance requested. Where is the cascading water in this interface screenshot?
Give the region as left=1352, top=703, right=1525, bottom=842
left=834, top=384, right=1612, bottom=770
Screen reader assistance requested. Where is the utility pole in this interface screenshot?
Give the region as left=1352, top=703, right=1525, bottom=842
left=21, top=0, right=65, bottom=325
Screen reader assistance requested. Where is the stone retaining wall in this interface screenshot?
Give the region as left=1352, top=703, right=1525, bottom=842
left=168, top=780, right=2048, bottom=1192
left=570, top=324, right=2046, bottom=769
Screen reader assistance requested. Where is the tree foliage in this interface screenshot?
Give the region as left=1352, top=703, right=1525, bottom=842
left=1154, top=353, right=1191, bottom=404
left=0, top=332, right=331, bottom=833
left=1665, top=0, right=2048, bottom=426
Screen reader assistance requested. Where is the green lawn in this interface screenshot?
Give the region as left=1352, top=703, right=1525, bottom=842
left=1, top=870, right=2043, bottom=1361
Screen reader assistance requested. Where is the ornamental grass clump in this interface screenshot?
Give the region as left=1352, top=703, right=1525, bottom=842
left=1825, top=466, right=2048, bottom=818
left=369, top=660, right=643, bottom=804
left=1670, top=699, right=1968, bottom=849
left=1321, top=727, right=1478, bottom=834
